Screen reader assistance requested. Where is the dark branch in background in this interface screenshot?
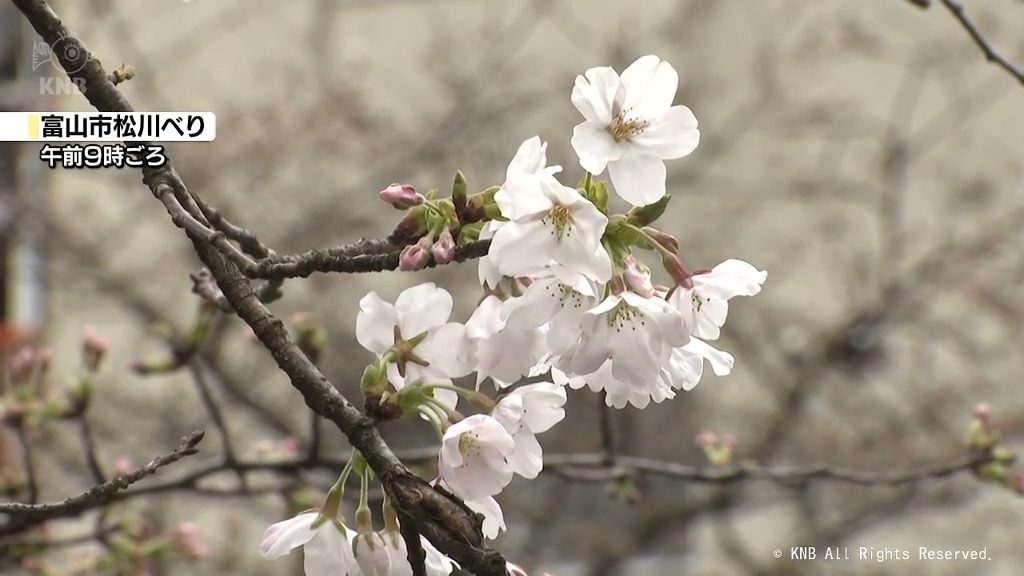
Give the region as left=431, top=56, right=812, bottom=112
left=0, top=430, right=204, bottom=535
left=906, top=0, right=1024, bottom=86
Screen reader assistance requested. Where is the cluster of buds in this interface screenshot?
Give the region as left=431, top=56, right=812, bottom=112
left=695, top=430, right=737, bottom=466
left=965, top=402, right=1020, bottom=494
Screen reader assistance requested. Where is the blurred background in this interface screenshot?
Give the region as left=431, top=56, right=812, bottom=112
left=1, top=0, right=1023, bottom=574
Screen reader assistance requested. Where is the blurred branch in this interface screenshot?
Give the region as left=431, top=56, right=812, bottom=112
left=0, top=430, right=205, bottom=535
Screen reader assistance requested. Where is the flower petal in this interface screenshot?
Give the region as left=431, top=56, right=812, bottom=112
left=356, top=292, right=397, bottom=355
left=259, top=513, right=319, bottom=559
left=303, top=525, right=348, bottom=576
left=607, top=151, right=667, bottom=207
left=396, top=283, right=453, bottom=338
left=571, top=121, right=622, bottom=175
left=507, top=429, right=543, bottom=479
left=686, top=337, right=735, bottom=376
left=571, top=66, right=621, bottom=124
left=621, top=55, right=679, bottom=119
left=631, top=105, right=700, bottom=160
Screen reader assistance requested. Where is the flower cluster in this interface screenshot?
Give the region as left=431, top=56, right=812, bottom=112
left=260, top=54, right=765, bottom=576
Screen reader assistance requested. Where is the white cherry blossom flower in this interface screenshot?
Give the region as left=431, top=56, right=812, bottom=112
left=357, top=283, right=474, bottom=407
left=259, top=512, right=358, bottom=576
left=571, top=54, right=700, bottom=207
left=566, top=291, right=689, bottom=387
left=490, top=175, right=612, bottom=283
left=438, top=414, right=516, bottom=499
left=491, top=382, right=566, bottom=478
left=569, top=359, right=676, bottom=410
left=668, top=259, right=767, bottom=340
left=479, top=136, right=562, bottom=287
left=382, top=531, right=458, bottom=576
left=659, top=338, right=734, bottom=393
left=500, top=267, right=598, bottom=356
left=466, top=295, right=546, bottom=389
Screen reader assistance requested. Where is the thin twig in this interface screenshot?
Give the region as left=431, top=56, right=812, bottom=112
left=933, top=0, right=1024, bottom=86
left=0, top=430, right=205, bottom=534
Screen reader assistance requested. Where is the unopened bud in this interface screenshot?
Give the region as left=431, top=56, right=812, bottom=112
left=452, top=171, right=468, bottom=211
left=974, top=402, right=992, bottom=427
left=390, top=206, right=429, bottom=244
left=695, top=430, right=717, bottom=448
left=431, top=228, right=456, bottom=264
left=292, top=312, right=326, bottom=365
left=114, top=456, right=134, bottom=475
left=398, top=237, right=432, bottom=271
left=661, top=253, right=694, bottom=288
left=622, top=255, right=654, bottom=298
left=644, top=227, right=679, bottom=253
left=378, top=183, right=423, bottom=210
left=172, top=522, right=209, bottom=560
left=82, top=326, right=110, bottom=372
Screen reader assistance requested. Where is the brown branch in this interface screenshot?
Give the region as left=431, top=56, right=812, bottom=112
left=909, top=0, right=1024, bottom=86
left=0, top=430, right=205, bottom=535
left=245, top=238, right=491, bottom=279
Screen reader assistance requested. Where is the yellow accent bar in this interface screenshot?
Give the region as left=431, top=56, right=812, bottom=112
left=26, top=114, right=38, bottom=139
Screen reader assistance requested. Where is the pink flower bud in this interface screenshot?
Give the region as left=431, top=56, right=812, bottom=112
left=695, top=430, right=717, bottom=448
left=974, top=402, right=992, bottom=427
left=82, top=326, right=109, bottom=372
left=398, top=237, right=432, bottom=271
left=646, top=228, right=679, bottom=253
left=661, top=253, right=694, bottom=288
left=279, top=436, right=300, bottom=456
left=114, top=456, right=135, bottom=475
left=431, top=228, right=456, bottom=264
left=172, top=522, right=209, bottom=560
left=622, top=255, right=654, bottom=298
left=378, top=184, right=423, bottom=210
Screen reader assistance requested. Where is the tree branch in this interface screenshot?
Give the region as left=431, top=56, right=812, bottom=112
left=0, top=430, right=205, bottom=535
left=908, top=0, right=1024, bottom=86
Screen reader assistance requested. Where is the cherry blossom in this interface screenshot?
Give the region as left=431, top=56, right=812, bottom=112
left=565, top=291, right=689, bottom=387
left=500, top=268, right=598, bottom=356
left=259, top=512, right=357, bottom=576
left=356, top=283, right=473, bottom=391
left=438, top=414, right=516, bottom=499
left=491, top=382, right=566, bottom=478
left=479, top=136, right=563, bottom=287
left=466, top=295, right=546, bottom=389
left=489, top=172, right=612, bottom=283
left=570, top=54, right=700, bottom=206
left=669, top=259, right=767, bottom=340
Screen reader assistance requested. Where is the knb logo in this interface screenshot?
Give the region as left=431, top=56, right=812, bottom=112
left=791, top=547, right=816, bottom=560
left=32, top=38, right=90, bottom=95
